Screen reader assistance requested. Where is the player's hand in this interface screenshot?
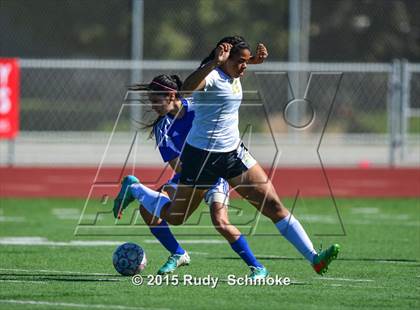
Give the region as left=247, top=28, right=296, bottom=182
left=213, top=43, right=232, bottom=66
left=248, top=43, right=268, bottom=65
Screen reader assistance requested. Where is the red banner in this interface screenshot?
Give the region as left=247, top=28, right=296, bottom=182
left=0, top=58, right=20, bottom=139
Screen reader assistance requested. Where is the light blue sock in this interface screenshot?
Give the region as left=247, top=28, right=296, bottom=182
left=275, top=214, right=317, bottom=263
left=130, top=183, right=170, bottom=218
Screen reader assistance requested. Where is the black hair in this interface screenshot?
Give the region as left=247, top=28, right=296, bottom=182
left=200, top=35, right=251, bottom=67
left=129, top=74, right=183, bottom=139
left=129, top=74, right=182, bottom=94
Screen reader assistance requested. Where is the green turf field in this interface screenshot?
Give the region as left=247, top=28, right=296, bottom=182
left=0, top=197, right=419, bottom=310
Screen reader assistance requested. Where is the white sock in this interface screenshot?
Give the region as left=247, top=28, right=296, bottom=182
left=275, top=214, right=317, bottom=263
left=130, top=183, right=170, bottom=218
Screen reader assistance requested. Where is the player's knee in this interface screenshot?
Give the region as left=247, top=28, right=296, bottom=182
left=212, top=217, right=230, bottom=233
left=263, top=197, right=288, bottom=221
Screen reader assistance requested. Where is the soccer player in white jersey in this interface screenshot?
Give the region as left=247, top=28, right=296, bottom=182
left=116, top=36, right=340, bottom=277
left=115, top=74, right=267, bottom=278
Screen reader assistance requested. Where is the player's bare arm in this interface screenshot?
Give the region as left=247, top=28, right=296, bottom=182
left=182, top=43, right=232, bottom=91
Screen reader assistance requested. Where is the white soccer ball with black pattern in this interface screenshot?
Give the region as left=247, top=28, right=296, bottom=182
left=112, top=242, right=147, bottom=276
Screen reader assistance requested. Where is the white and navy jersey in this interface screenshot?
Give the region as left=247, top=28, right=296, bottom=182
left=186, top=67, right=242, bottom=152
left=154, top=97, right=195, bottom=162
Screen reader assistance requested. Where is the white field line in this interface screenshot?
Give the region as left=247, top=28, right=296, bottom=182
left=0, top=280, right=47, bottom=284
left=345, top=220, right=419, bottom=226
left=256, top=255, right=418, bottom=265
left=52, top=208, right=101, bottom=221
left=350, top=208, right=380, bottom=214
left=255, top=254, right=297, bottom=259
left=314, top=277, right=374, bottom=282
left=328, top=284, right=385, bottom=289
left=0, top=299, right=170, bottom=310
left=144, top=239, right=225, bottom=244
left=0, top=209, right=25, bottom=222
left=52, top=208, right=81, bottom=220
left=0, top=237, right=226, bottom=246
left=187, top=251, right=209, bottom=256
left=52, top=208, right=80, bottom=214
left=0, top=268, right=116, bottom=276
left=0, top=277, right=119, bottom=282
left=0, top=216, right=25, bottom=222
left=376, top=260, right=419, bottom=264
left=298, top=215, right=337, bottom=224
left=0, top=237, right=124, bottom=246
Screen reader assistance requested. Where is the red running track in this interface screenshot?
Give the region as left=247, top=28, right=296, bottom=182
left=0, top=167, right=419, bottom=198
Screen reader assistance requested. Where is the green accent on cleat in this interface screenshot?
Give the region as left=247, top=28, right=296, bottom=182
left=312, top=244, right=340, bottom=275
left=249, top=266, right=269, bottom=280
left=113, top=175, right=139, bottom=218
left=157, top=252, right=190, bottom=275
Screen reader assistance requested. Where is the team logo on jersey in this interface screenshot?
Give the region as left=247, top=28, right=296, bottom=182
left=232, top=79, right=241, bottom=94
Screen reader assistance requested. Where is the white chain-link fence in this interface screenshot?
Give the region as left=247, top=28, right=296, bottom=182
left=0, top=59, right=418, bottom=167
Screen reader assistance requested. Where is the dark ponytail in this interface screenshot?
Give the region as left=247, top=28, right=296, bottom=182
left=129, top=74, right=184, bottom=139
left=169, top=75, right=183, bottom=91
left=200, top=35, right=251, bottom=67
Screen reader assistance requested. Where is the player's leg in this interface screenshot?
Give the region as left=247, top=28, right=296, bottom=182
left=209, top=201, right=240, bottom=243
left=139, top=184, right=190, bottom=274
left=114, top=175, right=197, bottom=273
left=118, top=175, right=205, bottom=226
left=228, top=154, right=339, bottom=274
left=229, top=163, right=289, bottom=221
left=205, top=178, right=268, bottom=279
left=156, top=144, right=217, bottom=225
left=120, top=143, right=212, bottom=225
left=159, top=184, right=206, bottom=225
left=157, top=142, right=217, bottom=225
left=209, top=202, right=268, bottom=279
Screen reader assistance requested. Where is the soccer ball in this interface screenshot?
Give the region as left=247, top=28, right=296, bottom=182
left=112, top=242, right=147, bottom=276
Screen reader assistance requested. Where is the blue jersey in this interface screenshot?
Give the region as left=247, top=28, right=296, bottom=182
left=154, top=98, right=195, bottom=162
left=153, top=96, right=230, bottom=202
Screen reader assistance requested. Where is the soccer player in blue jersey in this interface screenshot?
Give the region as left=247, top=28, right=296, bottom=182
left=116, top=36, right=339, bottom=277
left=116, top=74, right=267, bottom=278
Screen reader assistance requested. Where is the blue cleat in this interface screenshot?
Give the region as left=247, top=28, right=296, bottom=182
left=113, top=175, right=139, bottom=218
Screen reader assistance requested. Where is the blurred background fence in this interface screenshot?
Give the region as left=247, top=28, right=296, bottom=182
left=0, top=0, right=419, bottom=167
left=0, top=59, right=418, bottom=167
